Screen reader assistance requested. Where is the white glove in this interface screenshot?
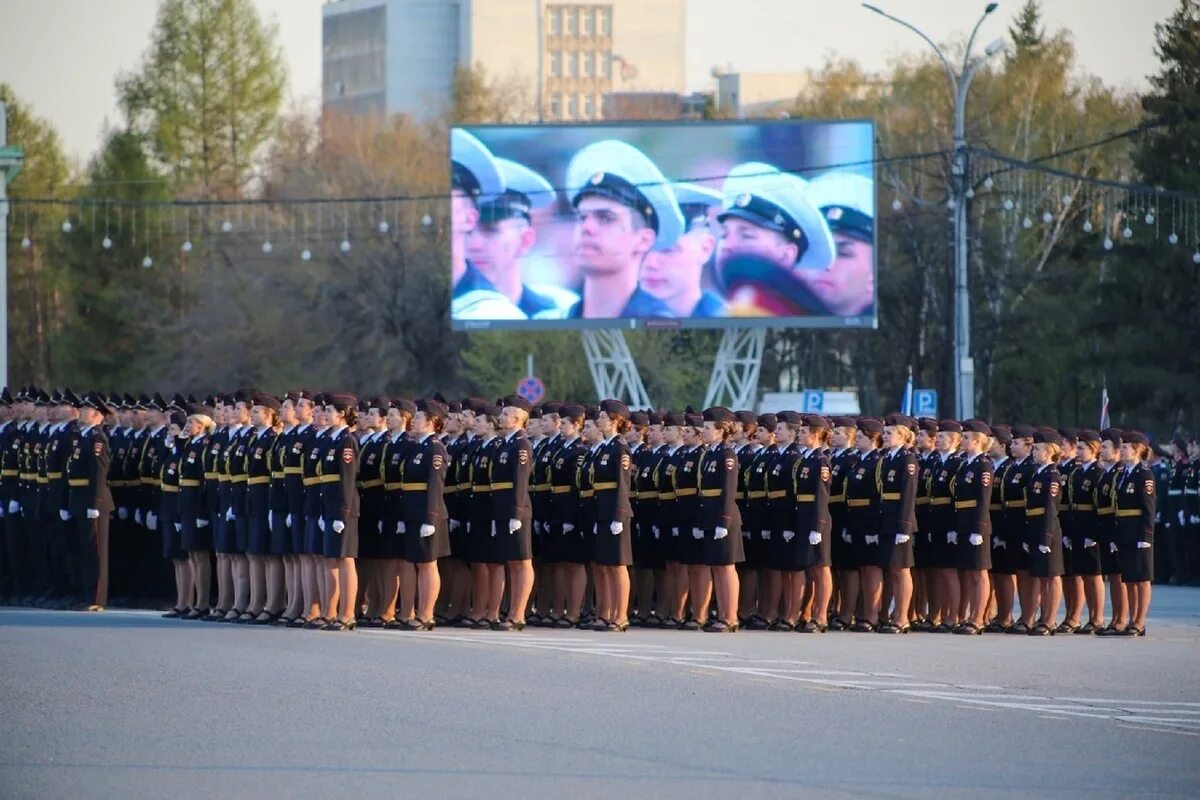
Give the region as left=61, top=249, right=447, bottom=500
left=118, top=507, right=129, bottom=520
left=756, top=529, right=767, bottom=541
left=533, top=521, right=542, bottom=535
left=1084, top=537, right=1096, bottom=548
left=652, top=526, right=660, bottom=540
left=782, top=530, right=795, bottom=542
left=865, top=534, right=879, bottom=545
left=946, top=531, right=958, bottom=545
left=841, top=530, right=852, bottom=544
left=895, top=533, right=910, bottom=544
left=7, top=500, right=19, bottom=514
left=59, top=509, right=71, bottom=522
left=420, top=524, right=435, bottom=538
left=994, top=537, right=1006, bottom=549
left=592, top=524, right=598, bottom=535
left=1063, top=536, right=1072, bottom=550
left=508, top=519, right=521, bottom=533
left=332, top=520, right=344, bottom=534
left=225, top=507, right=235, bottom=522
left=174, top=522, right=181, bottom=532
left=715, top=526, right=728, bottom=540
left=1191, top=515, right=1200, bottom=525
left=285, top=513, right=292, bottom=528
left=147, top=512, right=158, bottom=531
left=490, top=520, right=497, bottom=537
left=1179, top=511, right=1187, bottom=526
left=196, top=518, right=209, bottom=528
left=968, top=533, right=983, bottom=546
left=378, top=520, right=383, bottom=533
left=610, top=521, right=622, bottom=535
left=449, top=519, right=460, bottom=532
left=742, top=528, right=751, bottom=539
left=318, top=518, right=325, bottom=532
left=1137, top=540, right=1151, bottom=549
left=87, top=509, right=100, bottom=520
left=671, top=527, right=680, bottom=537
left=134, top=509, right=143, bottom=525
left=1109, top=541, right=1119, bottom=553
left=1022, top=542, right=1029, bottom=552
left=268, top=511, right=273, bottom=529
left=563, top=523, right=575, bottom=533
left=397, top=521, right=406, bottom=534
left=809, top=531, right=822, bottom=545
left=692, top=527, right=703, bottom=540
left=1038, top=544, right=1051, bottom=554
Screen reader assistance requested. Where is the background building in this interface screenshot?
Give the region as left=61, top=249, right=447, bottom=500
left=322, top=0, right=686, bottom=121
left=715, top=71, right=811, bottom=118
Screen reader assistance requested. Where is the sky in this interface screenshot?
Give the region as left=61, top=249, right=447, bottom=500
left=0, top=0, right=1175, bottom=167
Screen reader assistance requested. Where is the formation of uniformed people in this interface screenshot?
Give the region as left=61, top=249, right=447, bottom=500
left=0, top=384, right=1174, bottom=637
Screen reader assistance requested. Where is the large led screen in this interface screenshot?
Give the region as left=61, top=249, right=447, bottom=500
left=450, top=120, right=875, bottom=330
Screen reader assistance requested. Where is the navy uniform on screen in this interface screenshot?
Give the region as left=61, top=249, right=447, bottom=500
left=800, top=171, right=876, bottom=318
left=639, top=182, right=728, bottom=318
left=714, top=162, right=836, bottom=317
left=560, top=139, right=684, bottom=320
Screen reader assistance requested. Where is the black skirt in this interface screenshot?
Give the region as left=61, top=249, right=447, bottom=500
left=1071, top=535, right=1103, bottom=576
left=1119, top=539, right=1154, bottom=582
left=879, top=533, right=915, bottom=570
left=804, top=530, right=832, bottom=569
left=269, top=510, right=291, bottom=556
left=403, top=518, right=450, bottom=564
left=321, top=516, right=358, bottom=559
left=957, top=530, right=991, bottom=571
left=213, top=513, right=237, bottom=554
left=703, top=527, right=745, bottom=567
left=593, top=517, right=633, bottom=567
left=1027, top=538, right=1064, bottom=578
left=247, top=513, right=270, bottom=556
left=490, top=517, right=533, bottom=563
left=771, top=530, right=810, bottom=572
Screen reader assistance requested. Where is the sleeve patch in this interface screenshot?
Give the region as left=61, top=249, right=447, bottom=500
left=620, top=454, right=631, bottom=470
left=433, top=455, right=444, bottom=470
left=906, top=463, right=916, bottom=475
left=93, top=441, right=103, bottom=455
left=820, top=466, right=830, bottom=482
left=518, top=449, right=528, bottom=465
left=1049, top=481, right=1059, bottom=497
left=342, top=448, right=354, bottom=464
left=982, top=472, right=992, bottom=487
left=1145, top=480, right=1154, bottom=496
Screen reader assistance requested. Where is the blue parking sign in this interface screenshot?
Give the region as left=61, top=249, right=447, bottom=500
left=913, top=390, right=938, bottom=417
left=802, top=390, right=824, bottom=413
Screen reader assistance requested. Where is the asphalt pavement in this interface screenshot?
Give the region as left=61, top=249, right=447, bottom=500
left=2, top=587, right=1199, bottom=799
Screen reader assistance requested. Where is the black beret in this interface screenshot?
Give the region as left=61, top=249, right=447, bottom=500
left=585, top=405, right=600, bottom=422
left=803, top=414, right=830, bottom=430
left=394, top=399, right=417, bottom=415
left=647, top=412, right=664, bottom=426
left=702, top=406, right=736, bottom=423
left=1123, top=430, right=1149, bottom=446
left=0, top=387, right=11, bottom=407
left=663, top=412, right=687, bottom=427
left=479, top=402, right=502, bottom=418
left=937, top=419, right=963, bottom=433
left=252, top=392, right=280, bottom=411
left=735, top=410, right=759, bottom=426
left=1100, top=428, right=1123, bottom=445
left=684, top=413, right=704, bottom=428
left=629, top=411, right=650, bottom=427
left=961, top=419, right=992, bottom=435
left=464, top=397, right=488, bottom=414
left=503, top=395, right=533, bottom=414
left=886, top=414, right=917, bottom=430
left=185, top=402, right=214, bottom=417
left=1170, top=433, right=1188, bottom=450
left=1058, top=426, right=1079, bottom=441
left=917, top=417, right=939, bottom=433
left=993, top=427, right=1013, bottom=445
left=417, top=398, right=448, bottom=420
left=367, top=396, right=393, bottom=412
left=325, top=393, right=358, bottom=412
left=60, top=388, right=82, bottom=408
left=1010, top=424, right=1036, bottom=439
left=528, top=406, right=543, bottom=420
left=777, top=410, right=804, bottom=426
left=560, top=404, right=586, bottom=420
left=599, top=399, right=630, bottom=420
left=541, top=401, right=563, bottom=416
left=446, top=400, right=463, bottom=413
left=1032, top=428, right=1062, bottom=446
left=1076, top=429, right=1100, bottom=444
left=757, top=413, right=778, bottom=429
left=858, top=418, right=884, bottom=435
left=832, top=415, right=858, bottom=429
left=169, top=410, right=187, bottom=428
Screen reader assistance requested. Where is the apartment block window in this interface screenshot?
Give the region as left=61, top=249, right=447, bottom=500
left=583, top=94, right=595, bottom=119
left=598, top=8, right=611, bottom=35
left=583, top=51, right=594, bottom=77
left=549, top=8, right=561, bottom=34
left=566, top=8, right=578, bottom=34
left=550, top=95, right=562, bottom=118
left=583, top=8, right=595, bottom=35
left=550, top=51, right=562, bottom=77
left=567, top=94, right=578, bottom=118
left=599, top=52, right=611, bottom=77
left=567, top=51, right=577, bottom=77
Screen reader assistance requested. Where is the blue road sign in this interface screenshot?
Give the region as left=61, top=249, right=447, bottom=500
left=913, top=389, right=938, bottom=417
left=802, top=390, right=824, bottom=413
left=517, top=375, right=545, bottom=405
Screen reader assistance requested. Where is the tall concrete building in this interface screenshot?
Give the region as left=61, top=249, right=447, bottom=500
left=322, top=0, right=686, bottom=121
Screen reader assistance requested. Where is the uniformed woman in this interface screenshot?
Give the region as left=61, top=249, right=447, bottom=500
left=356, top=397, right=390, bottom=625
left=204, top=401, right=232, bottom=620
left=300, top=397, right=332, bottom=628
left=396, top=398, right=451, bottom=629
left=489, top=397, right=534, bottom=631
left=911, top=418, right=939, bottom=629
left=319, top=393, right=360, bottom=631
left=1022, top=429, right=1063, bottom=635
left=656, top=413, right=688, bottom=627
left=927, top=420, right=964, bottom=632
left=159, top=412, right=190, bottom=618
left=827, top=417, right=859, bottom=630
left=1062, top=430, right=1104, bottom=633
left=589, top=399, right=634, bottom=631
left=838, top=418, right=883, bottom=630
left=547, top=404, right=589, bottom=627
left=465, top=403, right=501, bottom=628
left=950, top=420, right=993, bottom=635
left=767, top=411, right=805, bottom=630
left=1115, top=431, right=1155, bottom=636
left=178, top=406, right=214, bottom=619
left=695, top=407, right=743, bottom=632
left=278, top=391, right=315, bottom=626
left=245, top=394, right=279, bottom=624
left=378, top=397, right=414, bottom=628
left=439, top=401, right=474, bottom=624
left=632, top=412, right=667, bottom=627
left=741, top=414, right=777, bottom=629
left=223, top=394, right=253, bottom=622
left=267, top=396, right=295, bottom=624
left=871, top=414, right=918, bottom=634
left=797, top=415, right=833, bottom=633
left=996, top=425, right=1036, bottom=633
left=675, top=414, right=707, bottom=629
left=1092, top=428, right=1125, bottom=634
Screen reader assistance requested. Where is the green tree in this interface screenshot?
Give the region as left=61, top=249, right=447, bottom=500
left=117, top=0, right=286, bottom=197
left=1008, top=0, right=1045, bottom=53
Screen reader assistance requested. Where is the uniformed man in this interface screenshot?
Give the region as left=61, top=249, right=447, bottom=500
left=561, top=139, right=683, bottom=319
left=639, top=182, right=728, bottom=318
left=65, top=391, right=114, bottom=611
left=797, top=171, right=875, bottom=317
left=714, top=161, right=835, bottom=317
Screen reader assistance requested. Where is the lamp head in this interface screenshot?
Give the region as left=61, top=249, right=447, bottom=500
left=984, top=38, right=1005, bottom=56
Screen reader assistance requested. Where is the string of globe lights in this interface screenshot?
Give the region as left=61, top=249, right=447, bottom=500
left=9, top=151, right=1200, bottom=266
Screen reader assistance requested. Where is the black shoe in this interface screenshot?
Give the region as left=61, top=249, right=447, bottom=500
left=161, top=608, right=185, bottom=619
left=1005, top=621, right=1030, bottom=634
left=182, top=608, right=208, bottom=621
left=1118, top=625, right=1145, bottom=637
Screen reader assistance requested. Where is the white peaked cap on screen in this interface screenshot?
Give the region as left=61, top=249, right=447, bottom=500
left=807, top=171, right=875, bottom=243
left=451, top=289, right=527, bottom=321
left=671, top=182, right=724, bottom=207
left=717, top=162, right=835, bottom=270
left=565, top=139, right=686, bottom=251
left=495, top=158, right=556, bottom=209
left=451, top=129, right=505, bottom=198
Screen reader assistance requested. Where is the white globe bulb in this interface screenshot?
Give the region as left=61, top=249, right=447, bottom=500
left=1103, top=237, right=1114, bottom=251
left=339, top=239, right=351, bottom=253
left=891, top=198, right=902, bottom=211
left=102, top=236, right=113, bottom=250
left=378, top=220, right=390, bottom=234
left=1003, top=198, right=1014, bottom=211
left=1144, top=212, right=1155, bottom=225
left=1193, top=250, right=1200, bottom=265
left=61, top=220, right=72, bottom=233
left=983, top=177, right=994, bottom=190
left=1168, top=232, right=1179, bottom=245
left=1041, top=211, right=1053, bottom=224
left=421, top=214, right=433, bottom=227
left=181, top=240, right=193, bottom=253
left=142, top=255, right=154, bottom=268
left=221, top=220, right=233, bottom=233
left=947, top=197, right=957, bottom=209
left=1122, top=226, right=1133, bottom=239
left=1082, top=220, right=1093, bottom=233
left=965, top=188, right=975, bottom=199
left=1022, top=216, right=1033, bottom=229
left=262, top=241, right=273, bottom=254
left=20, top=236, right=31, bottom=249
left=1061, top=195, right=1072, bottom=206
left=300, top=248, right=312, bottom=262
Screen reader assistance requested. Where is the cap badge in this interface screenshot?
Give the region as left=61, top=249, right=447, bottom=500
left=735, top=193, right=751, bottom=208
left=826, top=207, right=844, bottom=221
left=590, top=171, right=605, bottom=186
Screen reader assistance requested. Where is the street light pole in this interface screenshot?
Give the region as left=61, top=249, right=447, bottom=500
left=862, top=2, right=1003, bottom=420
